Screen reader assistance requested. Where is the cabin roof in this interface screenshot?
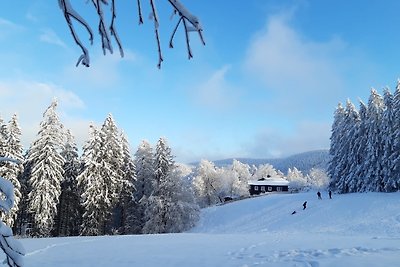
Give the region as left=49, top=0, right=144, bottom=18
left=248, top=177, right=289, bottom=186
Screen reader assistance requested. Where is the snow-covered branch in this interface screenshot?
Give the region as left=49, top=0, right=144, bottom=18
left=59, top=0, right=205, bottom=68
left=0, top=158, right=24, bottom=267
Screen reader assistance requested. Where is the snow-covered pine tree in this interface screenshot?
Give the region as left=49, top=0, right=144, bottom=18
left=127, top=140, right=155, bottom=234
left=192, top=159, right=223, bottom=207
left=361, top=89, right=385, bottom=192
left=78, top=125, right=105, bottom=236
left=328, top=103, right=345, bottom=191
left=381, top=89, right=397, bottom=192
left=389, top=82, right=400, bottom=190
left=54, top=130, right=82, bottom=236
left=79, top=115, right=125, bottom=236
left=143, top=138, right=199, bottom=233
left=26, top=100, right=65, bottom=237
left=115, top=132, right=136, bottom=235
left=354, top=101, right=368, bottom=191
left=0, top=115, right=23, bottom=227
left=337, top=100, right=360, bottom=193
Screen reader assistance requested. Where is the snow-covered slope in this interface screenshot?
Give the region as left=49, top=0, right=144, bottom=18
left=15, top=192, right=400, bottom=267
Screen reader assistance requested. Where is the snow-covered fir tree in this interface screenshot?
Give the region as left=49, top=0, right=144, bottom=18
left=114, top=132, right=136, bottom=235
left=127, top=140, right=155, bottom=234
left=0, top=114, right=23, bottom=227
left=79, top=115, right=126, bottom=236
left=381, top=89, right=397, bottom=192
left=327, top=103, right=345, bottom=191
left=54, top=130, right=82, bottom=236
left=354, top=101, right=368, bottom=191
left=143, top=137, right=199, bottom=234
left=26, top=100, right=65, bottom=237
left=362, top=89, right=385, bottom=192
left=389, top=82, right=400, bottom=190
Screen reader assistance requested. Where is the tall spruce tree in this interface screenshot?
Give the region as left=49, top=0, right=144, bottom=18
left=354, top=101, right=368, bottom=191
left=143, top=137, right=199, bottom=233
left=54, top=130, right=82, bottom=236
left=381, top=89, right=396, bottom=192
left=79, top=115, right=125, bottom=236
left=362, top=89, right=385, bottom=192
left=115, top=133, right=136, bottom=234
left=390, top=82, right=400, bottom=190
left=128, top=140, right=155, bottom=234
left=26, top=100, right=65, bottom=237
left=328, top=103, right=346, bottom=191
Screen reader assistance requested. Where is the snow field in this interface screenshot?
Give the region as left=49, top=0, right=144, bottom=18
left=13, top=191, right=400, bottom=266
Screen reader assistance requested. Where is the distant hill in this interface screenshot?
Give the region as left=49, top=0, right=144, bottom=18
left=212, top=149, right=330, bottom=174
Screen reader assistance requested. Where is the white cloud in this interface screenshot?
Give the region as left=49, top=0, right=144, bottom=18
left=244, top=12, right=346, bottom=113
left=39, top=28, right=67, bottom=48
left=192, top=65, right=241, bottom=111
left=0, top=81, right=89, bottom=149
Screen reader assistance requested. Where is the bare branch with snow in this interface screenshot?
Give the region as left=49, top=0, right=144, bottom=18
left=59, top=0, right=205, bottom=68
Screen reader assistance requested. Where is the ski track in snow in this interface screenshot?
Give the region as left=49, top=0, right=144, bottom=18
left=26, top=238, right=96, bottom=256
left=229, top=245, right=400, bottom=267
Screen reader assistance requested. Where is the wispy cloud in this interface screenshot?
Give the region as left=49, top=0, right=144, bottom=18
left=39, top=28, right=67, bottom=48
left=0, top=17, right=24, bottom=39
left=192, top=65, right=241, bottom=111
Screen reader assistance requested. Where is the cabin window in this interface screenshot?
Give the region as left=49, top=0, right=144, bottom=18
left=268, top=186, right=272, bottom=192
left=254, top=186, right=258, bottom=191
left=261, top=186, right=265, bottom=192
left=277, top=187, right=282, bottom=192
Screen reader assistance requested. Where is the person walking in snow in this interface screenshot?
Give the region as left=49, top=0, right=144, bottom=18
left=317, top=191, right=322, bottom=200
left=329, top=190, right=332, bottom=199
left=303, top=201, right=307, bottom=210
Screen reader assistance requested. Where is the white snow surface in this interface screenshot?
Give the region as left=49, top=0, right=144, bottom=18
left=14, top=191, right=400, bottom=266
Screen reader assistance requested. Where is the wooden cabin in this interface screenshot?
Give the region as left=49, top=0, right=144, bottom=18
left=248, top=177, right=289, bottom=195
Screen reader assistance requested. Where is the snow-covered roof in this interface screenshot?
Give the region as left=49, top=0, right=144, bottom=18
left=248, top=177, right=289, bottom=186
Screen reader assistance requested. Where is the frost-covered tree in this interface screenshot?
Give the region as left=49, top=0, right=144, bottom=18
left=307, top=168, right=330, bottom=190
left=54, top=130, right=82, bottom=236
left=328, top=103, right=345, bottom=191
left=0, top=115, right=23, bottom=227
left=128, top=140, right=155, bottom=234
left=115, top=133, right=136, bottom=234
left=226, top=160, right=251, bottom=197
left=354, top=101, right=368, bottom=191
left=252, top=164, right=281, bottom=180
left=154, top=137, right=174, bottom=187
left=79, top=114, right=127, bottom=235
left=59, top=0, right=205, bottom=68
left=0, top=157, right=25, bottom=267
left=192, top=159, right=223, bottom=207
left=381, top=89, right=397, bottom=192
left=143, top=167, right=199, bottom=234
left=361, top=89, right=385, bottom=192
left=287, top=167, right=308, bottom=191
left=26, top=100, right=65, bottom=237
left=389, top=82, right=400, bottom=190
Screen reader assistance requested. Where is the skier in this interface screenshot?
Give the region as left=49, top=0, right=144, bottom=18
left=302, top=201, right=307, bottom=210
left=317, top=191, right=322, bottom=200
left=329, top=190, right=332, bottom=199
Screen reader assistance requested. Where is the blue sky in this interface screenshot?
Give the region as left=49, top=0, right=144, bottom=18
left=1, top=0, right=400, bottom=163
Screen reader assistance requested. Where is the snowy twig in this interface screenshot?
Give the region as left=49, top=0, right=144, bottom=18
left=149, top=0, right=163, bottom=68
left=110, top=0, right=124, bottom=57
left=58, top=0, right=94, bottom=67
left=92, top=0, right=113, bottom=55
